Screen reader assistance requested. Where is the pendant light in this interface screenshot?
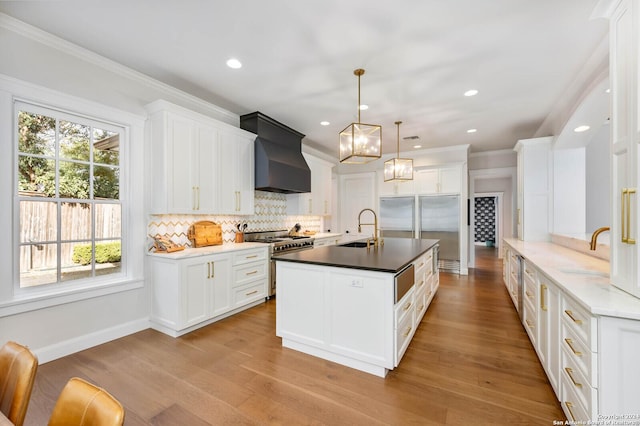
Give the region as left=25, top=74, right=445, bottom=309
left=384, top=121, right=413, bottom=181
left=339, top=69, right=382, bottom=164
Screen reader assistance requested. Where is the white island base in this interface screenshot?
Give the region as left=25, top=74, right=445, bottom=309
left=275, top=247, right=437, bottom=377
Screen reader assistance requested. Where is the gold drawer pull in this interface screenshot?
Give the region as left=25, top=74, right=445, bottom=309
left=564, top=310, right=583, bottom=325
left=564, top=338, right=582, bottom=356
left=417, top=280, right=424, bottom=287
left=246, top=254, right=258, bottom=259
left=418, top=262, right=424, bottom=268
left=564, top=402, right=577, bottom=422
left=246, top=270, right=258, bottom=276
left=525, top=290, right=533, bottom=299
left=403, top=302, right=412, bottom=312
left=418, top=304, right=424, bottom=311
left=540, top=284, right=547, bottom=311
left=245, top=290, right=258, bottom=296
left=565, top=367, right=582, bottom=388
left=525, top=319, right=534, bottom=328
left=403, top=326, right=413, bottom=338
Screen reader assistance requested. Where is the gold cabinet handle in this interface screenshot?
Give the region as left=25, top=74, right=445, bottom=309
left=197, top=187, right=200, bottom=210
left=525, top=319, right=534, bottom=329
left=564, top=402, right=577, bottom=422
left=564, top=310, right=582, bottom=325
left=246, top=290, right=258, bottom=296
left=403, top=326, right=413, bottom=338
left=628, top=188, right=636, bottom=244
left=207, top=261, right=210, bottom=279
left=211, top=261, right=214, bottom=278
left=525, top=290, right=534, bottom=300
left=246, top=270, right=258, bottom=276
left=564, top=338, right=582, bottom=356
left=417, top=280, right=424, bottom=287
left=418, top=304, right=425, bottom=311
left=403, top=302, right=413, bottom=312
left=622, top=188, right=628, bottom=243
left=565, top=367, right=582, bottom=388
left=246, top=254, right=258, bottom=259
left=540, top=284, right=547, bottom=311
left=193, top=186, right=198, bottom=211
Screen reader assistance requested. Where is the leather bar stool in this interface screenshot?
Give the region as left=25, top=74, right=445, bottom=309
left=0, top=341, right=38, bottom=426
left=48, top=377, right=124, bottom=426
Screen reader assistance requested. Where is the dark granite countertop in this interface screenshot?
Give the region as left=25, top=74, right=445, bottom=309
left=273, top=238, right=439, bottom=273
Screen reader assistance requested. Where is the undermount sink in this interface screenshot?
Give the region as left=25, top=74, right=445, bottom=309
left=338, top=241, right=370, bottom=248
left=557, top=267, right=609, bottom=278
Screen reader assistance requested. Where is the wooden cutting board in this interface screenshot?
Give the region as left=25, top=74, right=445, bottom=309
left=187, top=221, right=223, bottom=247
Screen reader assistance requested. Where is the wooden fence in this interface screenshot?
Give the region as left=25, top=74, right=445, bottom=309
left=20, top=201, right=121, bottom=272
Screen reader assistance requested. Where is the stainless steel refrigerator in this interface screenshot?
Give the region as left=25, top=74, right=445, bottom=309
left=379, top=196, right=415, bottom=238
left=419, top=195, right=460, bottom=272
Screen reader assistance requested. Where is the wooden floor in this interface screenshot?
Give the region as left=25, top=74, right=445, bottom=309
left=24, top=247, right=565, bottom=425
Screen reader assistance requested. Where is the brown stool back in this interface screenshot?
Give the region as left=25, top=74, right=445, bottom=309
left=0, top=341, right=38, bottom=426
left=48, top=377, right=124, bottom=426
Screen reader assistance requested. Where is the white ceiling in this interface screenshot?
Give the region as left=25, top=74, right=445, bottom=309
left=0, top=1, right=609, bottom=157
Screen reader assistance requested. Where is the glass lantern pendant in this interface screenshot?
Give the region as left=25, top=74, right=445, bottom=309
left=339, top=69, right=382, bottom=164
left=384, top=121, right=413, bottom=181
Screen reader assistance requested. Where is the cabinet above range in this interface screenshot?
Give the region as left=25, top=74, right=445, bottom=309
left=146, top=100, right=256, bottom=215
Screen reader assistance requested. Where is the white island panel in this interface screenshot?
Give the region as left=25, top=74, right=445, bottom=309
left=328, top=271, right=393, bottom=366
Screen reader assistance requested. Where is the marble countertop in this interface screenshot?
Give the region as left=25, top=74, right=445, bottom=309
left=273, top=238, right=439, bottom=273
left=504, top=238, right=640, bottom=321
left=147, top=242, right=268, bottom=259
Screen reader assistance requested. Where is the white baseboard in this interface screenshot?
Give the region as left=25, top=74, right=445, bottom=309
left=35, top=318, right=150, bottom=364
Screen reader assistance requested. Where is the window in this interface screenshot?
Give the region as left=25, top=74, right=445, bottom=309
left=16, top=101, right=124, bottom=289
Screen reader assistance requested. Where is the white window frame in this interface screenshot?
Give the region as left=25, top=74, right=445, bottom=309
left=0, top=76, right=146, bottom=316
left=14, top=100, right=126, bottom=295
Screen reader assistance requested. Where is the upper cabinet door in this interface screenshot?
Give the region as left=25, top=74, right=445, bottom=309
left=217, top=128, right=255, bottom=215
left=609, top=0, right=639, bottom=297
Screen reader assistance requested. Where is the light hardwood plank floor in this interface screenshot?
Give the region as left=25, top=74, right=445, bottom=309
left=24, top=246, right=565, bottom=425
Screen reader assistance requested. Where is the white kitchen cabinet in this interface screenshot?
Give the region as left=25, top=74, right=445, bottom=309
left=377, top=170, right=415, bottom=196
left=599, top=316, right=640, bottom=416
left=146, top=100, right=256, bottom=215
left=147, top=107, right=219, bottom=213
left=149, top=246, right=268, bottom=337
left=150, top=253, right=232, bottom=334
left=414, top=166, right=461, bottom=195
left=538, top=273, right=560, bottom=396
left=607, top=0, right=640, bottom=298
left=218, top=128, right=255, bottom=214
left=287, top=152, right=333, bottom=216
left=514, top=137, right=552, bottom=241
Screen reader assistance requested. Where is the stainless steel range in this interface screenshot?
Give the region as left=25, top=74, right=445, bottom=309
left=244, top=230, right=315, bottom=297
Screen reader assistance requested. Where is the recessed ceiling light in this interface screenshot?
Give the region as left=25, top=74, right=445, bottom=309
left=464, top=89, right=478, bottom=97
left=320, top=121, right=330, bottom=126
left=359, top=104, right=369, bottom=110
left=226, top=58, right=242, bottom=69
left=467, top=128, right=477, bottom=133
left=574, top=125, right=590, bottom=133
left=413, top=144, right=422, bottom=149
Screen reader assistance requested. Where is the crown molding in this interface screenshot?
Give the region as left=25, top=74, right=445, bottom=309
left=0, top=13, right=239, bottom=124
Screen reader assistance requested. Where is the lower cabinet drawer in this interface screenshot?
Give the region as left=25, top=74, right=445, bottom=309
left=394, top=288, right=415, bottom=326
left=414, top=287, right=427, bottom=322
left=561, top=377, right=591, bottom=424
left=234, top=261, right=267, bottom=287
left=395, top=305, right=414, bottom=366
left=561, top=345, right=597, bottom=415
left=561, top=320, right=597, bottom=386
left=232, top=280, right=266, bottom=307
left=523, top=300, right=537, bottom=345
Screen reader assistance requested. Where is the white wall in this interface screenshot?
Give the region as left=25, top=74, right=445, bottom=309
left=586, top=125, right=611, bottom=232
left=553, top=148, right=587, bottom=235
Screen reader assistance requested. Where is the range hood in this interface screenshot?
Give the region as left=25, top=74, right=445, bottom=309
left=240, top=112, right=311, bottom=194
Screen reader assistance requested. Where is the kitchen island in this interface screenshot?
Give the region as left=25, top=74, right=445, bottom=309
left=274, top=238, right=439, bottom=377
